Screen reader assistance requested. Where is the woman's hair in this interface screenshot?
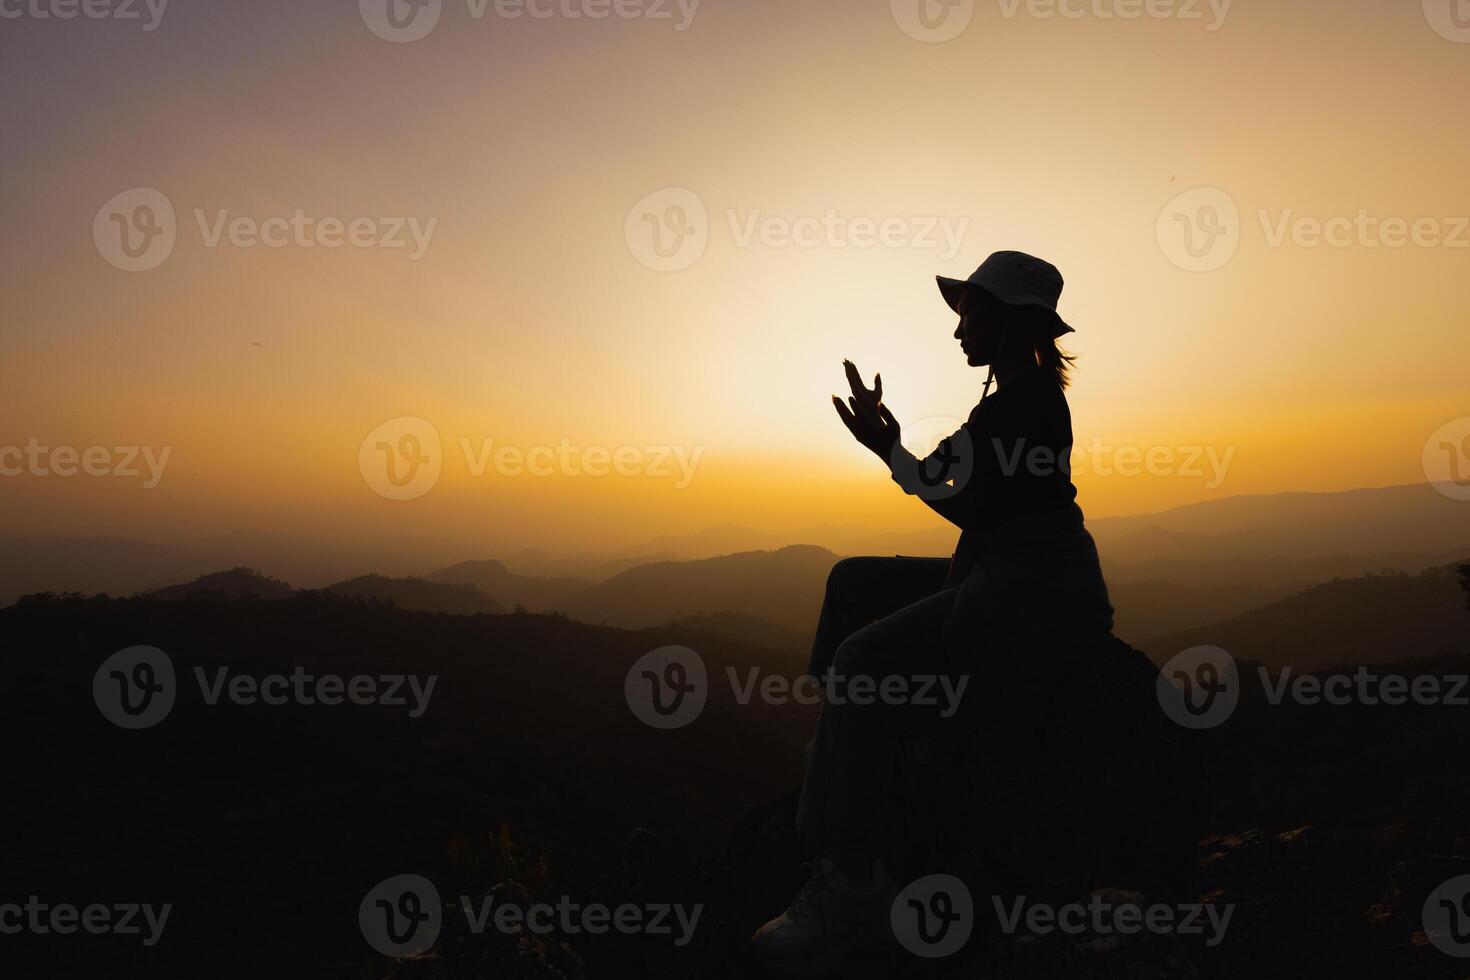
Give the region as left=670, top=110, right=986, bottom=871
left=1008, top=304, right=1077, bottom=389
left=1034, top=336, right=1077, bottom=390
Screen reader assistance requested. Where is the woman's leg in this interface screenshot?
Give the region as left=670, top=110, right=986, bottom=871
left=796, top=586, right=960, bottom=857
left=753, top=587, right=962, bottom=976
left=807, top=556, right=951, bottom=679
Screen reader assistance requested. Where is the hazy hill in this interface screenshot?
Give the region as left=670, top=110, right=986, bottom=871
left=810, top=483, right=1470, bottom=599
left=1090, top=482, right=1470, bottom=565
left=425, top=559, right=589, bottom=612
left=558, top=545, right=839, bottom=633
left=144, top=567, right=297, bottom=601
left=1106, top=578, right=1289, bottom=642
left=323, top=574, right=504, bottom=615
left=665, top=610, right=808, bottom=653
left=1142, top=562, right=1470, bottom=670
left=7, top=483, right=1467, bottom=609
left=0, top=535, right=217, bottom=605
left=504, top=547, right=679, bottom=582
left=632, top=524, right=800, bottom=560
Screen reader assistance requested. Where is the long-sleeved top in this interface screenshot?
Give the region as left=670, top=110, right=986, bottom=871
left=897, top=366, right=1078, bottom=587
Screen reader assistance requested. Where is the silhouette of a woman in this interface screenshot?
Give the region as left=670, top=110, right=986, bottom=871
left=752, top=251, right=1115, bottom=977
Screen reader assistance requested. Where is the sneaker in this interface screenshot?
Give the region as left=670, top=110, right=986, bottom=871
left=750, top=857, right=895, bottom=978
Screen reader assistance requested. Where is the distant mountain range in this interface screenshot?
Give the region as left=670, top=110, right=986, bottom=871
left=425, top=559, right=589, bottom=612
left=553, top=545, right=840, bottom=634
left=323, top=574, right=504, bottom=615
left=1142, top=562, right=1470, bottom=671
left=143, top=567, right=505, bottom=616
left=5, top=483, right=1469, bottom=668
left=144, top=567, right=296, bottom=601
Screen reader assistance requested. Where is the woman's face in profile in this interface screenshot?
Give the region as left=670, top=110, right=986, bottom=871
left=953, top=288, right=1004, bottom=367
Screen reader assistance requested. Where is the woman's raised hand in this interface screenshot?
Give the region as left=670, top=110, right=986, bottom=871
left=833, top=359, right=900, bottom=458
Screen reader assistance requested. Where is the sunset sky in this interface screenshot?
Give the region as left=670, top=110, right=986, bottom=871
left=3, top=0, right=1467, bottom=556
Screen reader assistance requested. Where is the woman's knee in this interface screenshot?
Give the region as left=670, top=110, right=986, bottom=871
left=831, top=630, right=885, bottom=678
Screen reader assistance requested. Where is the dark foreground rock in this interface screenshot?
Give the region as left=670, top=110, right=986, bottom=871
left=387, top=639, right=1466, bottom=978
left=389, top=822, right=1466, bottom=979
